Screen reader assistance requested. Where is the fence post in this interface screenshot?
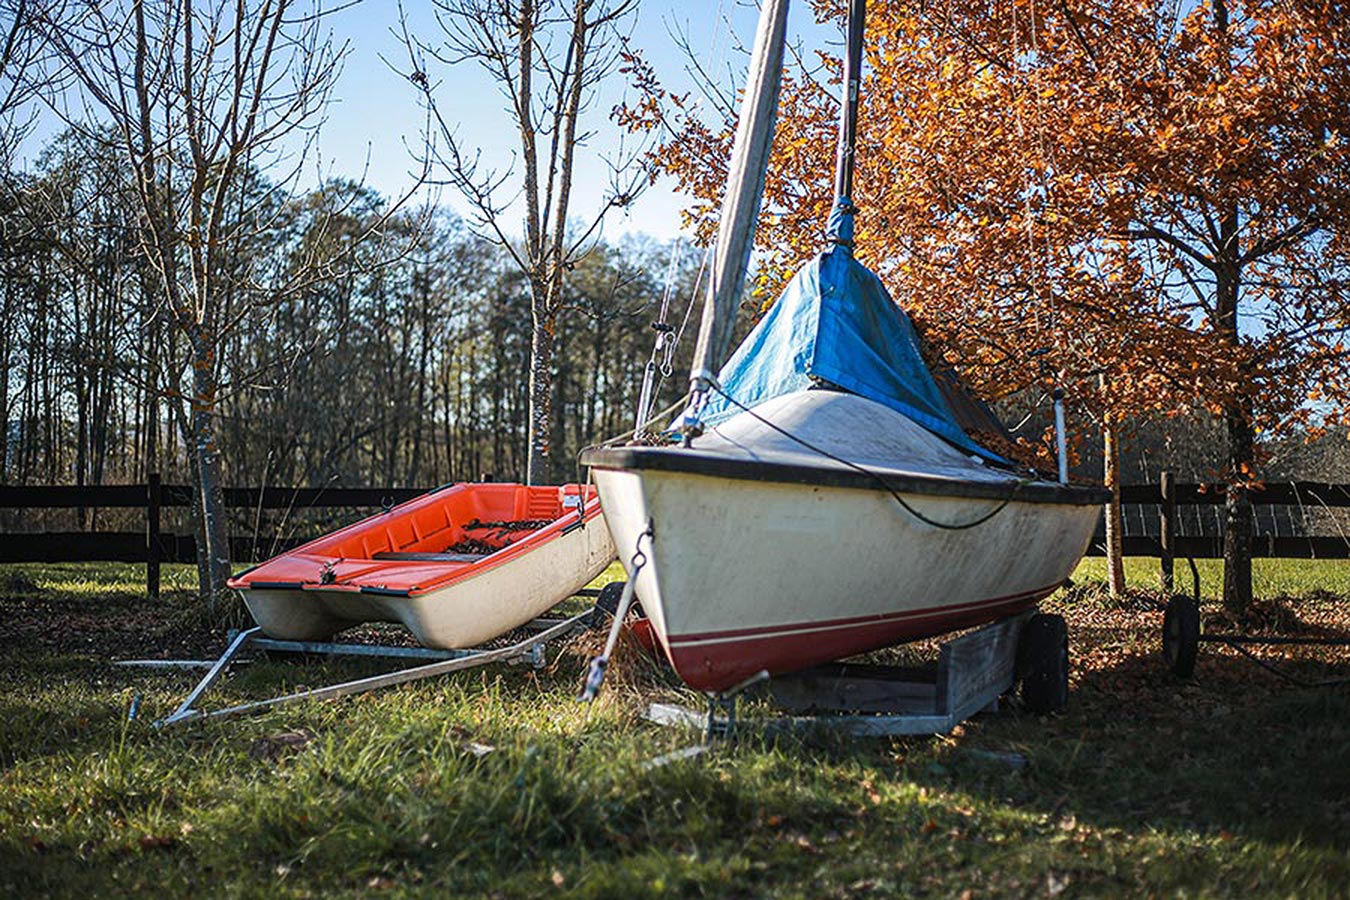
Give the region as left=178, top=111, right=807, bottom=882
left=1159, top=470, right=1175, bottom=593
left=147, top=472, right=161, bottom=600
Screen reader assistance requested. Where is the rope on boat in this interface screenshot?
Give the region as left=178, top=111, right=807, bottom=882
left=709, top=384, right=1027, bottom=531
left=579, top=522, right=654, bottom=703
left=573, top=391, right=691, bottom=492
left=580, top=391, right=693, bottom=457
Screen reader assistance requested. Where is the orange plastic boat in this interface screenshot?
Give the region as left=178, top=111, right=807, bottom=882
left=228, top=483, right=616, bottom=648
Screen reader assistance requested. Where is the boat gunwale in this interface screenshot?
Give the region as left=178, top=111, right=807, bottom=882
left=581, top=446, right=1110, bottom=506
left=227, top=489, right=604, bottom=598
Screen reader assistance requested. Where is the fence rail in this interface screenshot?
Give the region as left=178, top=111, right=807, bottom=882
left=1, top=474, right=1347, bottom=597
left=1116, top=480, right=1350, bottom=507
left=0, top=474, right=431, bottom=597
left=0, top=482, right=428, bottom=510
left=1084, top=475, right=1350, bottom=586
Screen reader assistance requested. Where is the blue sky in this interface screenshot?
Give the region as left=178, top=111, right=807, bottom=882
left=313, top=0, right=836, bottom=240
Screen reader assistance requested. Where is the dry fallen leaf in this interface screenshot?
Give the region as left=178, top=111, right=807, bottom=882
left=249, top=728, right=316, bottom=762
left=137, top=834, right=176, bottom=852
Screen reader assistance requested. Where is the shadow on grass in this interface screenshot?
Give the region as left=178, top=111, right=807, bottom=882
left=831, top=621, right=1350, bottom=855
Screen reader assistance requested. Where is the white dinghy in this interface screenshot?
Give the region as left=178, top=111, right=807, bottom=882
left=230, top=483, right=615, bottom=649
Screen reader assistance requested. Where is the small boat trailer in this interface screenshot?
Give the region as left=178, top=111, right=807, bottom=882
left=645, top=607, right=1069, bottom=740
left=155, top=605, right=598, bottom=727
left=1161, top=558, right=1350, bottom=684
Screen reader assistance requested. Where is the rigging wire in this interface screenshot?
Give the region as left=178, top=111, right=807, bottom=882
left=633, top=242, right=684, bottom=438
left=575, top=391, right=694, bottom=486
left=633, top=240, right=713, bottom=440
left=1026, top=0, right=1062, bottom=349
left=1005, top=391, right=1052, bottom=433
left=652, top=243, right=712, bottom=406
left=668, top=244, right=709, bottom=367
left=1012, top=0, right=1049, bottom=329
left=1011, top=0, right=1072, bottom=480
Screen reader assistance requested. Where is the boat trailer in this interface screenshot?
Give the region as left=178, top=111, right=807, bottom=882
left=1162, top=561, right=1350, bottom=684
left=646, top=607, right=1068, bottom=741
left=149, top=597, right=603, bottom=727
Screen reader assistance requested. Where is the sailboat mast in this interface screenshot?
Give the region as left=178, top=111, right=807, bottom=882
left=832, top=0, right=866, bottom=210
left=684, top=0, right=791, bottom=419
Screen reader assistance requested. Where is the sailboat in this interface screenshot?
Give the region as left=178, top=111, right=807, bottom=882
left=580, top=0, right=1107, bottom=693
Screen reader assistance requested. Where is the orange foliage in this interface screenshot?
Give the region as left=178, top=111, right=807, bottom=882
left=624, top=0, right=1350, bottom=461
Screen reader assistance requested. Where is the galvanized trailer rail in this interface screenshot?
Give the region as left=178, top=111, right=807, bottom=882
left=157, top=612, right=591, bottom=727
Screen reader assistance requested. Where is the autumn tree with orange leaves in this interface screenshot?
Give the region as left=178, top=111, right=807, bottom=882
left=627, top=0, right=1350, bottom=614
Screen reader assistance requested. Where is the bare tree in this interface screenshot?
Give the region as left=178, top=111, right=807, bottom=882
left=0, top=0, right=52, bottom=171
left=33, top=0, right=359, bottom=610
left=402, top=0, right=649, bottom=483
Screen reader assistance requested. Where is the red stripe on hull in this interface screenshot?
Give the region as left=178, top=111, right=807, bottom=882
left=661, top=589, right=1052, bottom=692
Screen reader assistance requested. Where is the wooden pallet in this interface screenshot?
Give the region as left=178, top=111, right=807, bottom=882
left=647, top=610, right=1035, bottom=738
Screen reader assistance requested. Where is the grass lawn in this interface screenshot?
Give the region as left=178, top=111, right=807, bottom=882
left=0, top=560, right=1347, bottom=898
left=1072, top=556, right=1350, bottom=602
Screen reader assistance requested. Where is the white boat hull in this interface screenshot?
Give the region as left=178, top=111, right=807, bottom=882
left=241, top=518, right=615, bottom=648
left=584, top=391, right=1106, bottom=691
left=231, top=483, right=616, bottom=649
left=596, top=468, right=1097, bottom=691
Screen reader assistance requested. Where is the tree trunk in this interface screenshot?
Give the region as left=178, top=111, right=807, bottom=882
left=189, top=333, right=233, bottom=614
left=587, top=324, right=602, bottom=440
left=526, top=308, right=555, bottom=485
left=1209, top=0, right=1253, bottom=617
left=1215, top=203, right=1252, bottom=614
left=1216, top=202, right=1254, bottom=616
left=0, top=264, right=10, bottom=483
left=1223, top=406, right=1254, bottom=616
left=1103, top=418, right=1126, bottom=597
left=551, top=312, right=571, bottom=470
left=143, top=286, right=159, bottom=479
left=411, top=270, right=432, bottom=482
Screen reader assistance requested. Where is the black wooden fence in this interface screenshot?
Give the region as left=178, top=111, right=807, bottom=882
left=1082, top=473, right=1350, bottom=590
left=0, top=473, right=1347, bottom=597
left=0, top=474, right=428, bottom=597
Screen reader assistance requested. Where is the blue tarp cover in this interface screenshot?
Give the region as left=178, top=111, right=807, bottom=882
left=696, top=242, right=1001, bottom=462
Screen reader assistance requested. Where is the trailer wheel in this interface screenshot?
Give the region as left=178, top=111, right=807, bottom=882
left=587, top=581, right=626, bottom=629
left=1162, top=594, right=1200, bottom=678
left=588, top=581, right=646, bottom=628
left=1019, top=613, right=1069, bottom=713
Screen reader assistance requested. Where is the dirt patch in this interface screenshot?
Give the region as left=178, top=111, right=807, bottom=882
left=0, top=590, right=231, bottom=660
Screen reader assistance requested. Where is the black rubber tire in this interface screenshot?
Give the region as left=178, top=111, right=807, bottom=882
left=1162, top=594, right=1201, bottom=678
left=587, top=581, right=626, bottom=628
left=589, top=581, right=646, bottom=628
left=1019, top=613, right=1070, bottom=713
